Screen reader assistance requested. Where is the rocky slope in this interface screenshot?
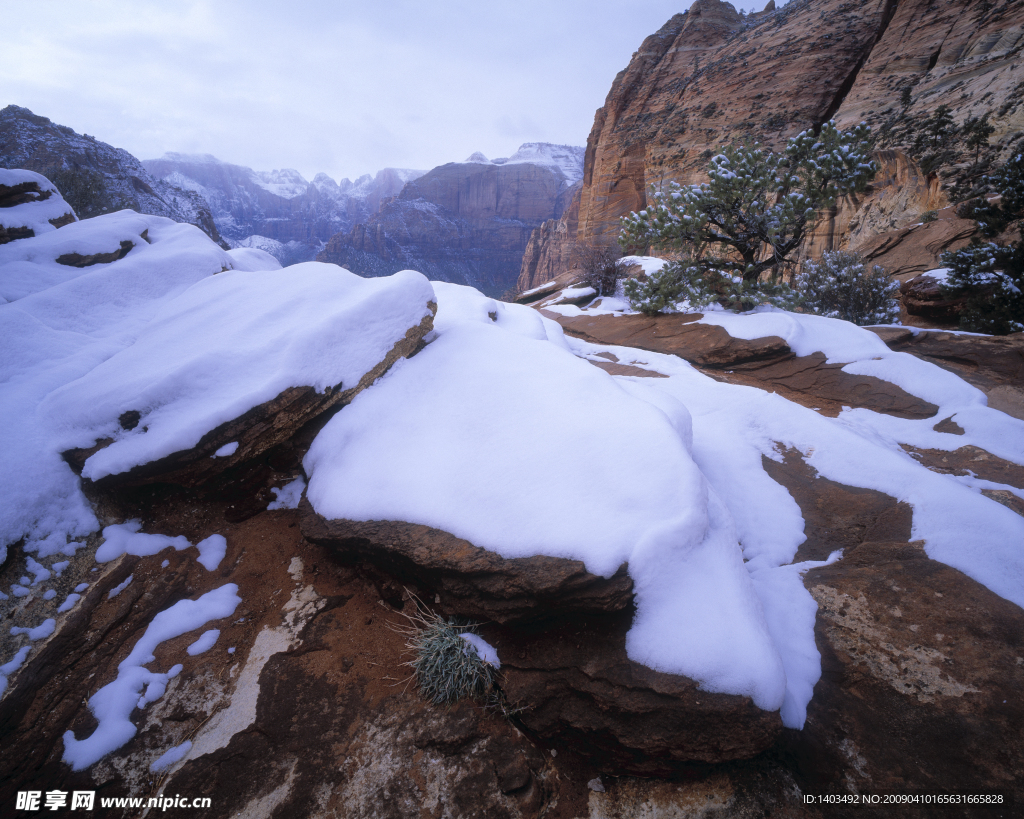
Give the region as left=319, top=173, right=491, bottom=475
left=319, top=144, right=584, bottom=297
left=0, top=106, right=227, bottom=248
left=517, top=0, right=1024, bottom=292
left=143, top=154, right=424, bottom=266
left=2, top=174, right=1023, bottom=817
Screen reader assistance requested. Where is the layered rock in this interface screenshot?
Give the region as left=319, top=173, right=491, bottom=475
left=143, top=153, right=424, bottom=265
left=0, top=169, right=77, bottom=244
left=320, top=144, right=584, bottom=297
left=300, top=508, right=633, bottom=625
left=519, top=0, right=1024, bottom=290
left=0, top=106, right=227, bottom=248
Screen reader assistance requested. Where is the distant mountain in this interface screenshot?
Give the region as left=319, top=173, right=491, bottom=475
left=143, top=153, right=425, bottom=265
left=317, top=143, right=584, bottom=296
left=0, top=106, right=227, bottom=248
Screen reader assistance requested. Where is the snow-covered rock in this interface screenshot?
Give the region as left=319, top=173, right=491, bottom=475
left=0, top=169, right=77, bottom=245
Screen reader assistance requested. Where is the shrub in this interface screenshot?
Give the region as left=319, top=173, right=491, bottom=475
left=624, top=258, right=798, bottom=315
left=393, top=602, right=497, bottom=706
left=794, top=250, right=900, bottom=326
left=939, top=236, right=1024, bottom=334
left=619, top=121, right=876, bottom=303
left=572, top=242, right=623, bottom=296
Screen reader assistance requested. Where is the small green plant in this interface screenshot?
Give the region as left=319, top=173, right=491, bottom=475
left=624, top=258, right=798, bottom=315
left=939, top=236, right=1024, bottom=335
left=921, top=210, right=938, bottom=223
left=392, top=599, right=497, bottom=706
left=794, top=250, right=900, bottom=326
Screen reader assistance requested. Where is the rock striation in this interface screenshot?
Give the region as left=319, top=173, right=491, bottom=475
left=143, top=153, right=424, bottom=266
left=0, top=106, right=227, bottom=248
left=518, top=0, right=1024, bottom=291
left=319, top=144, right=584, bottom=297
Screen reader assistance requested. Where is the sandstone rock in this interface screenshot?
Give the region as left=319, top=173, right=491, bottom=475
left=874, top=327, right=1024, bottom=420
left=549, top=312, right=793, bottom=369
left=545, top=312, right=941, bottom=419
left=63, top=301, right=436, bottom=490
left=522, top=0, right=1023, bottom=289
left=494, top=611, right=783, bottom=774
left=298, top=501, right=634, bottom=625
left=0, top=506, right=557, bottom=818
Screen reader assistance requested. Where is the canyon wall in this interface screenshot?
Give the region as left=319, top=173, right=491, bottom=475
left=518, top=0, right=1024, bottom=291
left=319, top=145, right=583, bottom=296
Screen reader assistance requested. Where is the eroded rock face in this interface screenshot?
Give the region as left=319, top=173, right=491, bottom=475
left=0, top=507, right=558, bottom=819
left=495, top=612, right=783, bottom=775
left=298, top=503, right=634, bottom=625
left=520, top=0, right=1022, bottom=290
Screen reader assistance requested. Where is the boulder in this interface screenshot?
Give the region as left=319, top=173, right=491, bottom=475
left=65, top=309, right=435, bottom=489
left=299, top=502, right=634, bottom=625
left=0, top=169, right=77, bottom=244
left=494, top=612, right=783, bottom=774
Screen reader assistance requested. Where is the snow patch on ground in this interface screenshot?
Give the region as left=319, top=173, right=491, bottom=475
left=62, top=583, right=241, bottom=770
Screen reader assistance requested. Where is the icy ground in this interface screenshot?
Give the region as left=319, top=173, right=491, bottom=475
left=2, top=202, right=1023, bottom=773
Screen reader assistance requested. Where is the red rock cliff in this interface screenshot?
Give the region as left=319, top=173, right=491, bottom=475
left=518, top=0, right=1024, bottom=292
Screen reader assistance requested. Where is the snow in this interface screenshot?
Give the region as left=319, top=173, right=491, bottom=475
left=62, top=583, right=241, bottom=770
left=0, top=211, right=234, bottom=562
left=186, top=628, right=220, bottom=656
left=150, top=740, right=192, bottom=773
left=226, top=246, right=281, bottom=272
left=460, top=143, right=584, bottom=183
left=0, top=169, right=77, bottom=240
left=107, top=575, right=133, bottom=599
left=74, top=582, right=89, bottom=592
left=57, top=593, right=81, bottom=613
left=267, top=476, right=306, bottom=510
left=195, top=534, right=227, bottom=571
left=213, top=442, right=239, bottom=458
left=11, top=619, right=56, bottom=640
left=0, top=645, right=32, bottom=698
left=459, top=633, right=500, bottom=668
left=305, top=283, right=786, bottom=710
left=42, top=263, right=435, bottom=482
left=95, top=521, right=191, bottom=562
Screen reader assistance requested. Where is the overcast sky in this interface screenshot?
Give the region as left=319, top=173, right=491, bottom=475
left=3, top=0, right=784, bottom=183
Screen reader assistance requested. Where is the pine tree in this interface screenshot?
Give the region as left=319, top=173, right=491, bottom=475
left=619, top=120, right=876, bottom=312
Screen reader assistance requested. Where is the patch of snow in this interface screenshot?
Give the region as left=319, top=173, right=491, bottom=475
left=57, top=593, right=81, bottom=613
left=212, top=441, right=239, bottom=458
left=107, top=575, right=133, bottom=599
left=150, top=740, right=192, bottom=773
left=0, top=645, right=33, bottom=697
left=195, top=534, right=227, bottom=571
left=0, top=169, right=77, bottom=241
left=42, top=264, right=434, bottom=482
left=96, top=521, right=192, bottom=562
left=62, top=583, right=240, bottom=770
left=51, top=560, right=70, bottom=576
left=74, top=582, right=89, bottom=593
left=43, top=589, right=57, bottom=600
left=459, top=633, right=500, bottom=668
left=305, top=284, right=786, bottom=710
left=11, top=618, right=56, bottom=640
left=267, top=476, right=306, bottom=510
left=0, top=211, right=234, bottom=561
left=227, top=246, right=281, bottom=272
left=186, top=628, right=220, bottom=656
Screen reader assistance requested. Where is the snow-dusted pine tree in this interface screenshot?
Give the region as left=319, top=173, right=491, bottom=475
left=620, top=121, right=876, bottom=312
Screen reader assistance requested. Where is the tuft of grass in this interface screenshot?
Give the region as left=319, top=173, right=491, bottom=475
left=389, top=595, right=496, bottom=705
